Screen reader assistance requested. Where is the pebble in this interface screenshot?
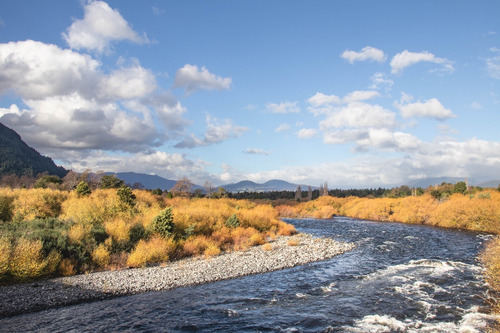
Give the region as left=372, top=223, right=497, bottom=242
left=0, top=233, right=354, bottom=318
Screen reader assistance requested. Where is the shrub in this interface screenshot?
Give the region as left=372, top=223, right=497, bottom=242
left=76, top=181, right=91, bottom=197
left=262, top=243, right=273, bottom=251
left=288, top=237, right=300, bottom=246
left=127, top=235, right=176, bottom=268
left=225, top=214, right=240, bottom=228
left=204, top=244, right=221, bottom=257
left=0, top=237, right=11, bottom=278
left=117, top=186, right=136, bottom=207
left=0, top=195, right=15, bottom=222
left=9, top=238, right=61, bottom=280
left=152, top=207, right=175, bottom=238
left=58, top=258, right=76, bottom=276
left=92, top=244, right=111, bottom=268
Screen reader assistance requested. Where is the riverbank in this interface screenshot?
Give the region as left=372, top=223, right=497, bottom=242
left=0, top=233, right=354, bottom=318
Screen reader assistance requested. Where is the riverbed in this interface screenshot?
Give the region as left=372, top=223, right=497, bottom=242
left=1, top=217, right=497, bottom=332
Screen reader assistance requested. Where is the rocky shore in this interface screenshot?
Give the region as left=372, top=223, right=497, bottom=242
left=0, top=233, right=354, bottom=318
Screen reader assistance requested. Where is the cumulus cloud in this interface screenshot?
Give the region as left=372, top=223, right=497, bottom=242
left=319, top=102, right=396, bottom=130
left=0, top=40, right=192, bottom=153
left=175, top=115, right=248, bottom=148
left=61, top=149, right=208, bottom=182
left=296, top=128, right=318, bottom=139
left=244, top=148, right=270, bottom=155
left=341, top=46, right=387, bottom=64
left=395, top=94, right=455, bottom=120
left=173, top=64, right=232, bottom=94
left=63, top=0, right=147, bottom=53
left=390, top=50, right=454, bottom=74
left=308, top=92, right=340, bottom=107
left=342, top=90, right=380, bottom=104
left=266, top=101, right=300, bottom=114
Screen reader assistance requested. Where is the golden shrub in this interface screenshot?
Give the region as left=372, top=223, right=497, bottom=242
left=12, top=188, right=67, bottom=220
left=68, top=223, right=90, bottom=244
left=9, top=238, right=60, bottom=279
left=183, top=235, right=214, bottom=256
left=288, top=237, right=300, bottom=246
left=277, top=221, right=296, bottom=236
left=0, top=237, right=11, bottom=277
left=262, top=243, right=273, bottom=251
left=231, top=227, right=264, bottom=251
left=92, top=244, right=111, bottom=268
left=203, top=244, right=221, bottom=257
left=62, top=189, right=120, bottom=225
left=58, top=258, right=76, bottom=276
left=105, top=218, right=130, bottom=243
left=127, top=235, right=175, bottom=268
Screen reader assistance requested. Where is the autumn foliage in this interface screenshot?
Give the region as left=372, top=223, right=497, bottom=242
left=0, top=188, right=294, bottom=283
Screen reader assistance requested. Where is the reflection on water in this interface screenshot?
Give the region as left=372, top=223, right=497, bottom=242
left=1, top=217, right=497, bottom=332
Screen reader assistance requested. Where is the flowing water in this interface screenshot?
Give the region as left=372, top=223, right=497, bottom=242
left=1, top=217, right=497, bottom=332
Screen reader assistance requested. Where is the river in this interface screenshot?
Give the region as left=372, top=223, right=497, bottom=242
left=0, top=217, right=497, bottom=332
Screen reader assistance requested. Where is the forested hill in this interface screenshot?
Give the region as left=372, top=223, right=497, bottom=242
left=0, top=122, right=67, bottom=178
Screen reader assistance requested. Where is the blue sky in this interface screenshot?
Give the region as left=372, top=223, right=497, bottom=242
left=0, top=1, right=499, bottom=187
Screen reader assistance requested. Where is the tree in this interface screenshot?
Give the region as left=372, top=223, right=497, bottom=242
left=171, top=177, right=193, bottom=197
left=454, top=181, right=467, bottom=194
left=152, top=207, right=175, bottom=238
left=99, top=174, right=125, bottom=189
left=34, top=175, right=62, bottom=189
left=225, top=214, right=240, bottom=228
left=117, top=186, right=136, bottom=207
left=76, top=181, right=91, bottom=197
left=204, top=181, right=213, bottom=197
left=295, top=185, right=302, bottom=202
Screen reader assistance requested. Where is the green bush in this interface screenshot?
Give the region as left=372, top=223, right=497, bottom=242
left=76, top=181, right=91, bottom=197
left=152, top=207, right=175, bottom=238
left=117, top=186, right=136, bottom=207
left=0, top=196, right=14, bottom=222
left=225, top=214, right=240, bottom=228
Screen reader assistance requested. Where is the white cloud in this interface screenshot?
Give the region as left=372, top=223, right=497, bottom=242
left=369, top=72, right=394, bottom=91
left=395, top=95, right=455, bottom=120
left=173, top=64, right=232, bottom=94
left=308, top=92, right=340, bottom=107
left=99, top=64, right=156, bottom=100
left=175, top=115, right=248, bottom=148
left=342, top=90, right=380, bottom=103
left=63, top=0, right=147, bottom=53
left=266, top=101, right=300, bottom=114
left=0, top=40, right=100, bottom=100
left=320, top=102, right=396, bottom=130
left=275, top=123, right=291, bottom=132
left=390, top=50, right=454, bottom=74
left=486, top=47, right=500, bottom=79
left=0, top=40, right=192, bottom=153
left=341, top=46, right=386, bottom=64
left=296, top=128, right=318, bottom=139
left=244, top=148, right=270, bottom=155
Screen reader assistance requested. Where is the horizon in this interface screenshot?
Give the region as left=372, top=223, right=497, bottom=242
left=0, top=1, right=499, bottom=188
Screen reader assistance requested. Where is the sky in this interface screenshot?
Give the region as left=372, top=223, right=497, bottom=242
left=0, top=0, right=499, bottom=188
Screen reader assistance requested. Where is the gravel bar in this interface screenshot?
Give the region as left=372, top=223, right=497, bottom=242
left=0, top=233, right=354, bottom=318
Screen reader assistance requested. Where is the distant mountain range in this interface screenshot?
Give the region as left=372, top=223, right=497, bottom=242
left=2, top=122, right=499, bottom=191
left=406, top=177, right=500, bottom=189
left=0, top=122, right=67, bottom=178
left=221, top=179, right=317, bottom=193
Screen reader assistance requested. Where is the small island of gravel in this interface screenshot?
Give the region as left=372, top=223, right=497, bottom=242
left=0, top=233, right=354, bottom=318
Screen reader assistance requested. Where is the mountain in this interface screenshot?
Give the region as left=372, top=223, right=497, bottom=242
left=0, top=122, right=67, bottom=178
left=110, top=172, right=177, bottom=190
left=221, top=179, right=315, bottom=193
left=406, top=177, right=500, bottom=189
